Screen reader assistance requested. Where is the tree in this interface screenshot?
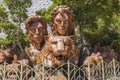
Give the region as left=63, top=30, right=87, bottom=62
left=0, top=5, right=8, bottom=21
left=0, top=0, right=32, bottom=57
left=0, top=5, right=17, bottom=47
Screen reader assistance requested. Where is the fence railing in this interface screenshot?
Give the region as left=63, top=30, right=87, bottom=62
left=0, top=59, right=119, bottom=80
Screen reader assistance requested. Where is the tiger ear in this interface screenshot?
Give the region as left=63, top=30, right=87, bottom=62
left=44, top=36, right=49, bottom=42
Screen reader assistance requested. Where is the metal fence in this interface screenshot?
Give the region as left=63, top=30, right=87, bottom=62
left=0, top=59, right=119, bottom=80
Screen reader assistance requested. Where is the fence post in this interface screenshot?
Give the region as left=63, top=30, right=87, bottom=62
left=102, top=59, right=105, bottom=80
left=20, top=61, right=23, bottom=80
left=68, top=60, right=70, bottom=80
left=3, top=61, right=6, bottom=80
left=113, top=58, right=116, bottom=80
left=42, top=62, right=45, bottom=80
left=88, top=58, right=91, bottom=80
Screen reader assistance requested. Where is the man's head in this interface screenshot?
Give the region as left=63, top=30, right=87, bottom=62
left=51, top=5, right=75, bottom=36
left=25, top=16, right=48, bottom=50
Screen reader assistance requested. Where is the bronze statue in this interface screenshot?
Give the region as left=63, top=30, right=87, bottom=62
left=33, top=35, right=76, bottom=79
left=25, top=16, right=48, bottom=50
left=50, top=5, right=77, bottom=66
left=51, top=5, right=75, bottom=36
left=25, top=16, right=48, bottom=64
left=40, top=35, right=76, bottom=67
left=0, top=45, right=17, bottom=64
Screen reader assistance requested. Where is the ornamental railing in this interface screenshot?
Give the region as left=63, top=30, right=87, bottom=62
left=0, top=59, right=119, bottom=80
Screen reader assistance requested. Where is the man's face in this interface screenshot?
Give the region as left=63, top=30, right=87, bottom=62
left=54, top=13, right=69, bottom=35
left=28, top=22, right=44, bottom=43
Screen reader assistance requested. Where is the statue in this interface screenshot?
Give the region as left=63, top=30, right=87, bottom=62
left=25, top=16, right=48, bottom=64
left=40, top=35, right=76, bottom=67
left=33, top=35, right=76, bottom=80
left=0, top=44, right=17, bottom=64
left=24, top=6, right=77, bottom=80
left=51, top=5, right=75, bottom=36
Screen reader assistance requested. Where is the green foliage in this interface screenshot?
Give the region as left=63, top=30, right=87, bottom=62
left=84, top=13, right=120, bottom=48
left=3, top=0, right=32, bottom=23
left=0, top=22, right=29, bottom=49
left=0, top=0, right=32, bottom=53
left=0, top=22, right=18, bottom=47
left=0, top=38, right=12, bottom=46
left=84, top=27, right=119, bottom=47
left=0, top=22, right=17, bottom=32
left=0, top=22, right=29, bottom=48
left=0, top=5, right=8, bottom=21
left=113, top=38, right=120, bottom=52
left=36, top=8, right=51, bottom=22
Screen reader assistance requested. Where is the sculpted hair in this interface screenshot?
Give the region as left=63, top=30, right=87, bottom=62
left=51, top=5, right=75, bottom=36
left=25, top=16, right=48, bottom=36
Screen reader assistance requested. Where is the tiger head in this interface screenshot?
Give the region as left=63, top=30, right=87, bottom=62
left=41, top=35, right=76, bottom=67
